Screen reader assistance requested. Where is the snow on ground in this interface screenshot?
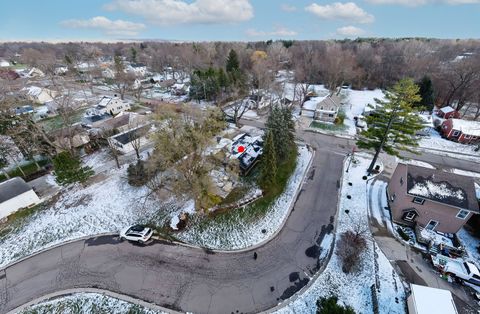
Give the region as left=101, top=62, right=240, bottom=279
left=175, top=145, right=312, bottom=250
left=19, top=293, right=164, bottom=314
left=343, top=89, right=386, bottom=135
left=458, top=228, right=480, bottom=263
left=0, top=165, right=183, bottom=268
left=276, top=154, right=406, bottom=314
left=404, top=159, right=436, bottom=169
left=419, top=128, right=478, bottom=158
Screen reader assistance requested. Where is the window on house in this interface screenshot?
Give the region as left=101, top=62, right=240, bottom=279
left=390, top=194, right=396, bottom=202
left=400, top=177, right=404, bottom=186
left=404, top=211, right=417, bottom=222
left=452, top=130, right=461, bottom=137
left=328, top=113, right=334, bottom=117
left=464, top=134, right=471, bottom=139
left=425, top=220, right=439, bottom=231
left=413, top=197, right=425, bottom=205
left=456, top=210, right=469, bottom=219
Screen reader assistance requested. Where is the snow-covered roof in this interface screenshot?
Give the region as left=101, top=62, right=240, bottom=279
left=409, top=284, right=457, bottom=314
left=406, top=164, right=479, bottom=212
left=440, top=106, right=455, bottom=114
left=450, top=119, right=480, bottom=137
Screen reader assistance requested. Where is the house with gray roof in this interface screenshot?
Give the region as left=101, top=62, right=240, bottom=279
left=314, top=94, right=342, bottom=123
left=0, top=177, right=41, bottom=220
left=387, top=163, right=479, bottom=234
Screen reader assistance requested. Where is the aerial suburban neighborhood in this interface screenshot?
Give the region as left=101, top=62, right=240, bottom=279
left=1, top=1, right=480, bottom=314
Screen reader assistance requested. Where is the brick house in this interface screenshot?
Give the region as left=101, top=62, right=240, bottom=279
left=387, top=164, right=479, bottom=234
left=440, top=118, right=480, bottom=145
left=436, top=106, right=460, bottom=119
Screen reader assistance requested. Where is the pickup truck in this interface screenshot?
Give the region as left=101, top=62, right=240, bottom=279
left=432, top=254, right=480, bottom=286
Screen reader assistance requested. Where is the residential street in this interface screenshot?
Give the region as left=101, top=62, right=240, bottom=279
left=0, top=142, right=344, bottom=314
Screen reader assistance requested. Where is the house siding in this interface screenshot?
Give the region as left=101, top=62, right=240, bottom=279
left=387, top=164, right=471, bottom=234
left=0, top=190, right=41, bottom=220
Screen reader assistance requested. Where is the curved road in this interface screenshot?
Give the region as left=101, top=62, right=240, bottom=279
left=0, top=144, right=344, bottom=314
left=2, top=126, right=477, bottom=314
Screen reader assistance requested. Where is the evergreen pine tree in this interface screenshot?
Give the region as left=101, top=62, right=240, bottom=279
left=316, top=296, right=355, bottom=314
left=357, top=78, right=425, bottom=174
left=415, top=76, right=434, bottom=111
left=260, top=130, right=277, bottom=188
left=226, top=49, right=240, bottom=73
left=266, top=106, right=296, bottom=163
left=52, top=151, right=94, bottom=186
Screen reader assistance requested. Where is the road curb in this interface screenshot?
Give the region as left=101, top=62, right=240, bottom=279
left=5, top=288, right=182, bottom=314
left=263, top=153, right=349, bottom=313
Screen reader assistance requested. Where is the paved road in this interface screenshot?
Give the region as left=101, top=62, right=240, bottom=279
left=241, top=118, right=480, bottom=173
left=0, top=142, right=344, bottom=314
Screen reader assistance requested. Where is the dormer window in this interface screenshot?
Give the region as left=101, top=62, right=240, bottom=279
left=413, top=197, right=425, bottom=205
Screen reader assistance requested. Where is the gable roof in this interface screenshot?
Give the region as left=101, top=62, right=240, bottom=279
left=316, top=94, right=341, bottom=111
left=406, top=164, right=479, bottom=212
left=440, top=106, right=456, bottom=114
left=450, top=119, right=480, bottom=137
left=112, top=124, right=151, bottom=145
left=0, top=177, right=32, bottom=203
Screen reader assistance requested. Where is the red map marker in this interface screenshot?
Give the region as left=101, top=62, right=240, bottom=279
left=237, top=145, right=245, bottom=153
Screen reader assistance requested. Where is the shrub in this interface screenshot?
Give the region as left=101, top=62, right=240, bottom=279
left=127, top=160, right=149, bottom=187
left=316, top=296, right=355, bottom=314
left=397, top=227, right=410, bottom=241
left=334, top=109, right=346, bottom=125
left=336, top=230, right=367, bottom=273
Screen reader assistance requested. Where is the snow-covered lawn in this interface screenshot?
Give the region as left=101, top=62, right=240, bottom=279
left=0, top=145, right=311, bottom=266
left=275, top=154, right=406, bottom=314
left=0, top=165, right=183, bottom=268
left=343, top=89, right=386, bottom=135
left=418, top=128, right=479, bottom=160
left=175, top=145, right=312, bottom=250
left=458, top=228, right=480, bottom=264
left=19, top=293, right=164, bottom=314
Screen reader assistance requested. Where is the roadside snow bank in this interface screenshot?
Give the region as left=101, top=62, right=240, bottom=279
left=0, top=166, right=179, bottom=268
left=275, top=155, right=406, bottom=314
left=19, top=293, right=164, bottom=314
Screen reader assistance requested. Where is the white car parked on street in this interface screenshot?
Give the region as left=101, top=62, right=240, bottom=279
left=119, top=225, right=153, bottom=243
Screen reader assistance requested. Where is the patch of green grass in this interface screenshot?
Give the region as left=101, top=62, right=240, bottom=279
left=0, top=159, right=50, bottom=183
left=310, top=121, right=347, bottom=131
left=3, top=203, right=44, bottom=225
left=219, top=185, right=251, bottom=206
left=40, top=108, right=87, bottom=131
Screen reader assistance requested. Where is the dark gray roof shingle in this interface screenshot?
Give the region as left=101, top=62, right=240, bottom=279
left=0, top=177, right=32, bottom=203
left=406, top=165, right=479, bottom=212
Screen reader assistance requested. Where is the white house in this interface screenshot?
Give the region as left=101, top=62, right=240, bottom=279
left=314, top=94, right=342, bottom=123
left=407, top=284, right=458, bottom=314
left=127, top=63, right=148, bottom=77
left=93, top=96, right=131, bottom=116
left=0, top=177, right=41, bottom=220
left=22, top=86, right=57, bottom=104
left=27, top=67, right=45, bottom=78
left=108, top=124, right=152, bottom=154
left=102, top=68, right=115, bottom=79
left=0, top=59, right=10, bottom=67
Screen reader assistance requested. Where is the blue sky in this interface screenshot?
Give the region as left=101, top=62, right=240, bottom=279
left=0, top=0, right=479, bottom=42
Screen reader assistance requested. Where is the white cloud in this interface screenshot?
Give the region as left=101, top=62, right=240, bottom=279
left=366, top=0, right=480, bottom=5
left=305, top=2, right=374, bottom=24
left=61, top=16, right=145, bottom=36
left=246, top=27, right=298, bottom=37
left=105, top=0, right=254, bottom=25
left=336, top=25, right=365, bottom=37
left=281, top=4, right=297, bottom=11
